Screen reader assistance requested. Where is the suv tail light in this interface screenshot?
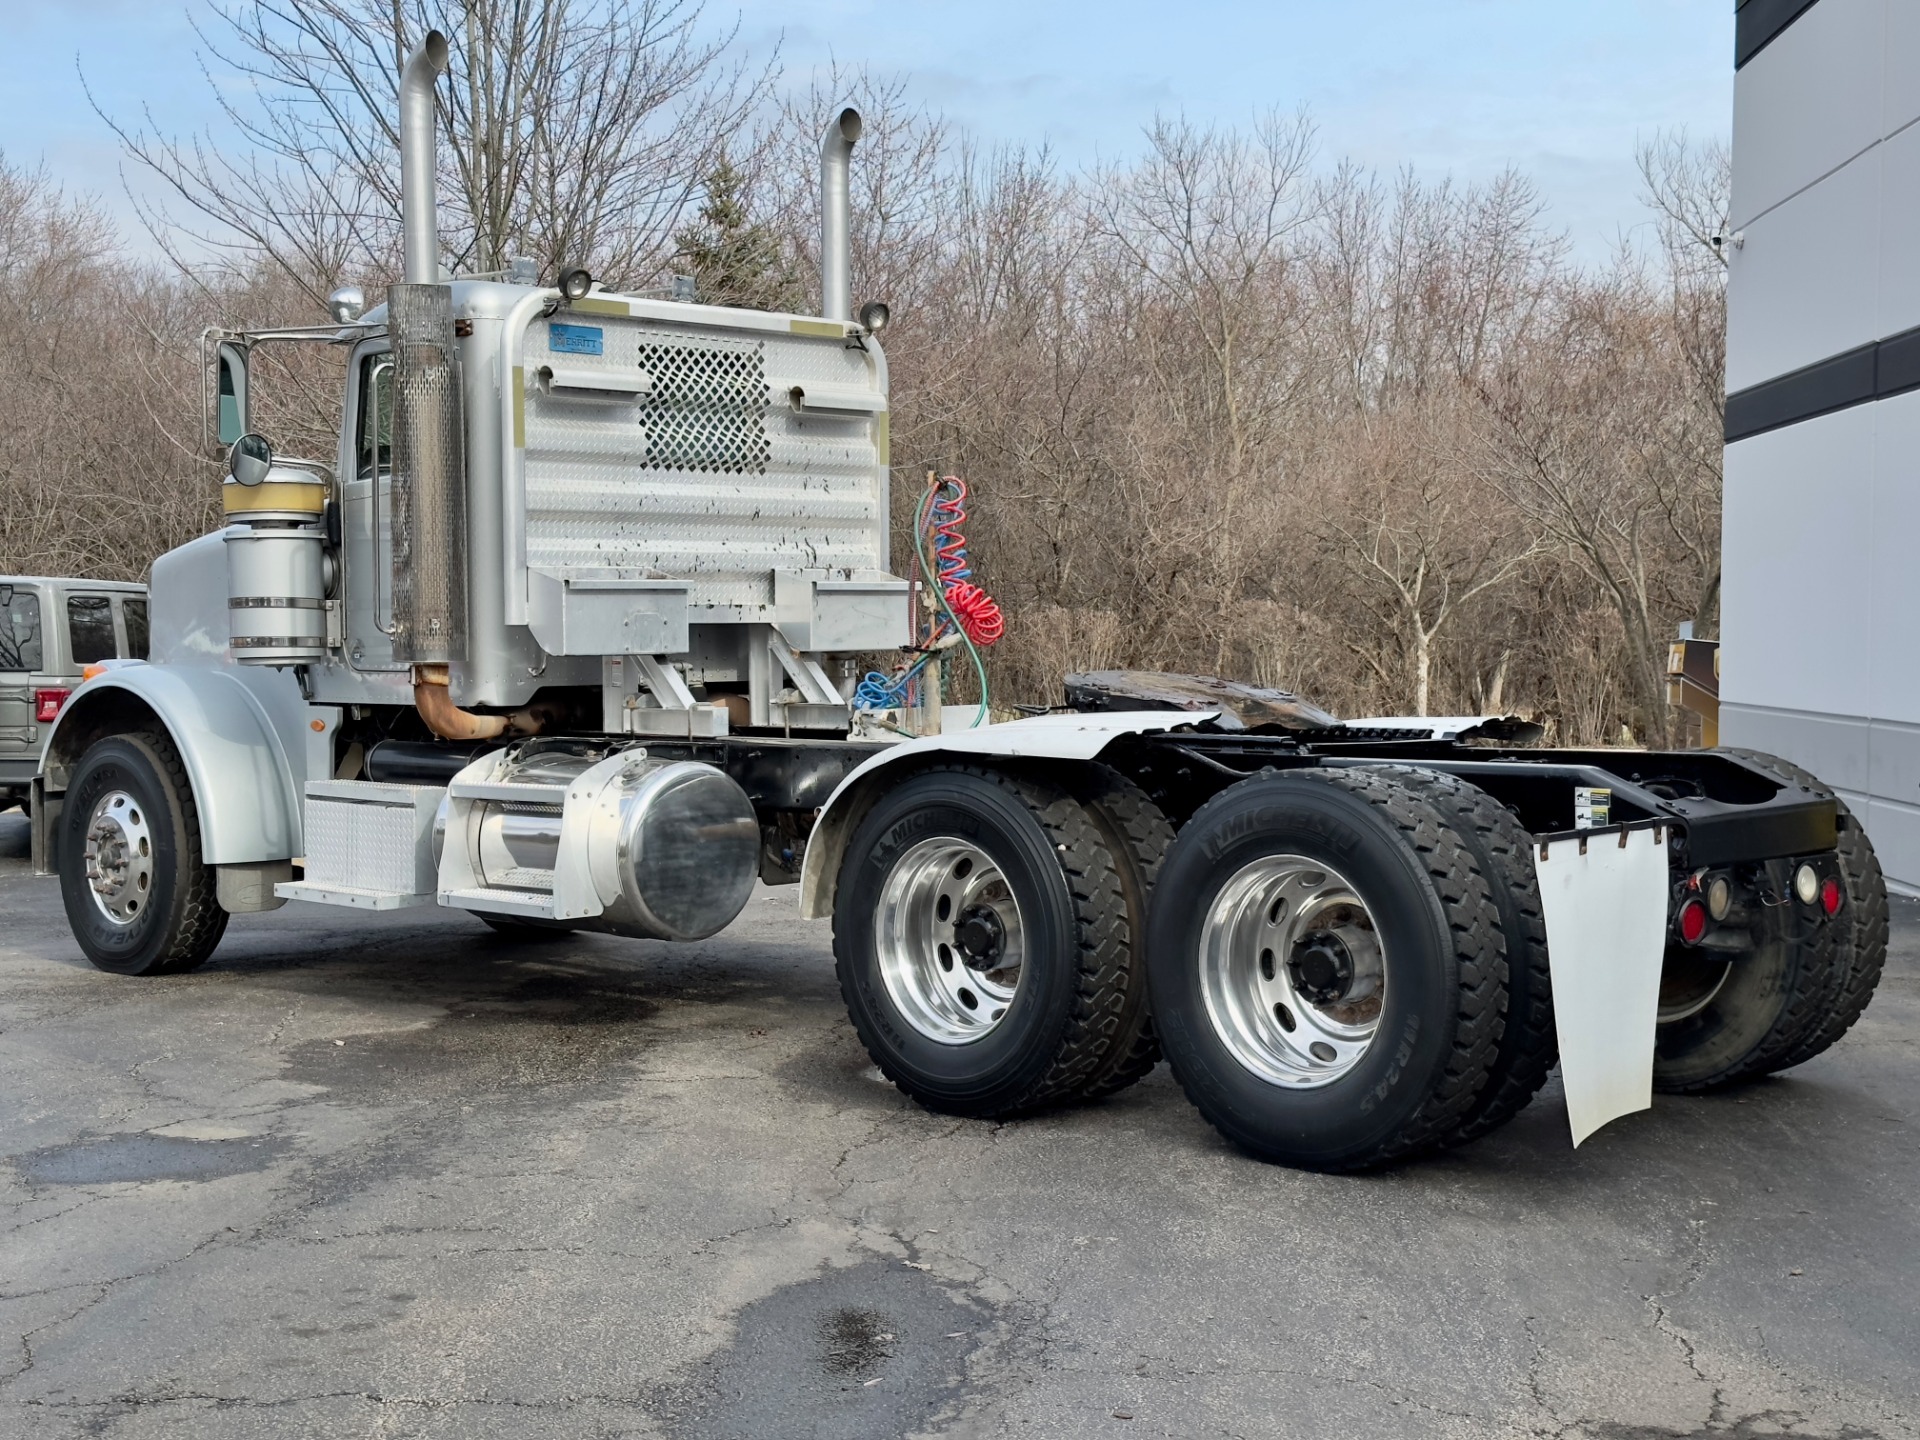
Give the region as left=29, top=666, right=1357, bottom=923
left=33, top=689, right=70, bottom=724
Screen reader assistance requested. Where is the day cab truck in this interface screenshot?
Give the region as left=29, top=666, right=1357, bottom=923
left=30, top=35, right=1887, bottom=1170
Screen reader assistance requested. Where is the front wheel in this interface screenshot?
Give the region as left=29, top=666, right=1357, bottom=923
left=59, top=731, right=227, bottom=976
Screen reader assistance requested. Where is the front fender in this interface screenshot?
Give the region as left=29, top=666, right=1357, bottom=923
left=40, top=663, right=308, bottom=865
left=797, top=710, right=1214, bottom=920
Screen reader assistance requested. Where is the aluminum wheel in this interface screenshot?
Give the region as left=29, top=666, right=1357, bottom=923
left=874, top=837, right=1025, bottom=1044
left=1199, top=854, right=1385, bottom=1088
left=1658, top=950, right=1733, bottom=1023
left=82, top=789, right=155, bottom=927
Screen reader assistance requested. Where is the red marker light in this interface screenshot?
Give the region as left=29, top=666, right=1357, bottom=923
left=33, top=688, right=70, bottom=724
left=1678, top=898, right=1709, bottom=945
left=1821, top=876, right=1844, bottom=918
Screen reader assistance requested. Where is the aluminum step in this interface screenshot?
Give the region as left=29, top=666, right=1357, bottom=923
left=445, top=779, right=567, bottom=805
left=440, top=885, right=557, bottom=919
left=276, top=880, right=433, bottom=911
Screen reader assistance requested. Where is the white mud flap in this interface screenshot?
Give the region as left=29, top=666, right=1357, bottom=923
left=1533, top=824, right=1671, bottom=1146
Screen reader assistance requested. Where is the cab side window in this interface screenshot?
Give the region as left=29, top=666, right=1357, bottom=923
left=122, top=598, right=150, bottom=660
left=356, top=356, right=393, bottom=479
left=0, top=587, right=42, bottom=671
left=67, top=595, right=116, bottom=666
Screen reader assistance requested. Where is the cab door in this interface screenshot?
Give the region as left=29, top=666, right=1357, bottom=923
left=340, top=345, right=403, bottom=671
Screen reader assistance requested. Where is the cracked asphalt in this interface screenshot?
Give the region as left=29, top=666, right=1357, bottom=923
left=1, top=806, right=1916, bottom=1439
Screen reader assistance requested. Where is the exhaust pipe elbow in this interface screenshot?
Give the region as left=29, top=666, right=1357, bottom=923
left=412, top=664, right=542, bottom=742
left=819, top=107, right=862, bottom=322
left=400, top=30, right=450, bottom=285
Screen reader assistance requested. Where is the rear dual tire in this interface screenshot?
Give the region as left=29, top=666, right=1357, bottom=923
left=1651, top=748, right=1888, bottom=1092
left=832, top=766, right=1145, bottom=1118
left=1145, top=768, right=1507, bottom=1172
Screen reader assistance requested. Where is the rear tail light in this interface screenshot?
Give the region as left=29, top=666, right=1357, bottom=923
left=1821, top=876, right=1844, bottom=918
left=1678, top=897, right=1709, bottom=945
left=1793, top=863, right=1821, bottom=905
left=33, top=689, right=70, bottom=724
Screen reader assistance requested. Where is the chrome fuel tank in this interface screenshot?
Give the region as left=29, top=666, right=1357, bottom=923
left=438, top=747, right=758, bottom=941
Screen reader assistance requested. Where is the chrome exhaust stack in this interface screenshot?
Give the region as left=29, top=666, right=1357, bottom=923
left=819, top=107, right=862, bottom=322
left=389, top=30, right=465, bottom=667
left=399, top=30, right=448, bottom=285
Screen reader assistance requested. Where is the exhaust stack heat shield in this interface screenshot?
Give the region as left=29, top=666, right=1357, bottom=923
left=387, top=281, right=466, bottom=663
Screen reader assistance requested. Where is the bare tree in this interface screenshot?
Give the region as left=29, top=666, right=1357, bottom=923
left=1321, top=411, right=1543, bottom=715
left=0, top=158, right=221, bottom=579
left=91, top=0, right=773, bottom=304
left=30, top=56, right=1729, bottom=745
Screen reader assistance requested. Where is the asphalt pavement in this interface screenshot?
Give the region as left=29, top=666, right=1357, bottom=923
left=1, top=804, right=1915, bottom=1439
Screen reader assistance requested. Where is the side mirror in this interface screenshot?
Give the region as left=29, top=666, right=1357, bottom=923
left=216, top=341, right=250, bottom=446
left=228, top=433, right=274, bottom=487
left=328, top=285, right=366, bottom=323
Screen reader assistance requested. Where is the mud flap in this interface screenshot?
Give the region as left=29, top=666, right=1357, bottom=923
left=1532, top=824, right=1670, bottom=1145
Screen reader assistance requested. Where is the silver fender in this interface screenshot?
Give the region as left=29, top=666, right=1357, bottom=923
left=40, top=662, right=309, bottom=865
left=797, top=710, right=1215, bottom=920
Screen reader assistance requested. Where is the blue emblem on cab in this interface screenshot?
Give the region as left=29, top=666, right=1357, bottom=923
left=549, top=323, right=604, bottom=356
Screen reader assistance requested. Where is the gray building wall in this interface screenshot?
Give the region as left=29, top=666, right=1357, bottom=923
left=1723, top=0, right=1920, bottom=891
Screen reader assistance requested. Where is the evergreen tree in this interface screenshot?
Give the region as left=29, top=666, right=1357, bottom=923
left=674, top=156, right=804, bottom=312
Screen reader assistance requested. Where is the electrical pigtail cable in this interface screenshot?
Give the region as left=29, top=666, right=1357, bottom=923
left=855, top=474, right=1003, bottom=725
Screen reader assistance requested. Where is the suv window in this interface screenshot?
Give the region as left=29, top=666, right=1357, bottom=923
left=0, top=586, right=42, bottom=671
left=67, top=595, right=116, bottom=666
left=122, top=598, right=150, bottom=660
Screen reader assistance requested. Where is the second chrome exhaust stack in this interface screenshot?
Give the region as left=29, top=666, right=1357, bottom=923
left=819, top=108, right=862, bottom=322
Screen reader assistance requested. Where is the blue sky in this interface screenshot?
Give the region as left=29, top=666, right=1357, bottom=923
left=3, top=1, right=1732, bottom=263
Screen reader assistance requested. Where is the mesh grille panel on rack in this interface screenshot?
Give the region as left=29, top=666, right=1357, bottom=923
left=636, top=340, right=770, bottom=474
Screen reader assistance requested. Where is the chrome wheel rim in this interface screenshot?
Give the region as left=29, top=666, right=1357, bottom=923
left=1199, top=854, right=1385, bottom=1088
left=1657, top=949, right=1733, bottom=1023
left=83, top=789, right=154, bottom=927
left=874, top=838, right=1025, bottom=1044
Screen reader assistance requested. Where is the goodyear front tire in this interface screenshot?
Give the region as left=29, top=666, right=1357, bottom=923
left=1146, top=768, right=1506, bottom=1172
left=59, top=731, right=228, bottom=976
left=833, top=766, right=1129, bottom=1118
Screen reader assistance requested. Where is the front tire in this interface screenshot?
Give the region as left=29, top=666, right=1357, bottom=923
left=833, top=766, right=1130, bottom=1118
left=1146, top=768, right=1506, bottom=1171
left=59, top=731, right=227, bottom=976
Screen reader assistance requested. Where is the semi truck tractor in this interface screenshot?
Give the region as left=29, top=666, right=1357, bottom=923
left=31, top=34, right=1887, bottom=1171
